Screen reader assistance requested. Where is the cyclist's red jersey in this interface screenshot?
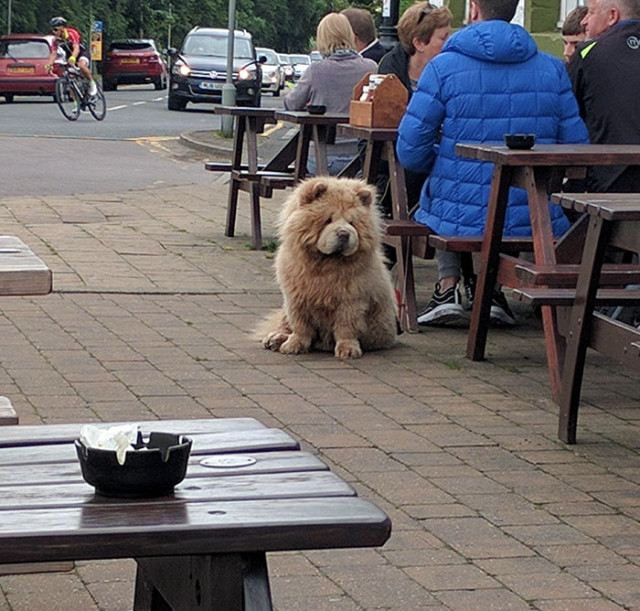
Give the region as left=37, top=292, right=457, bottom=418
left=55, top=27, right=87, bottom=57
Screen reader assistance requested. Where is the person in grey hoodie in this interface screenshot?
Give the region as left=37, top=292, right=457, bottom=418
left=284, top=12, right=377, bottom=175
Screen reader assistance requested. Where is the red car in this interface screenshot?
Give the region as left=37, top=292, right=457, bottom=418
left=101, top=39, right=168, bottom=91
left=0, top=33, right=60, bottom=103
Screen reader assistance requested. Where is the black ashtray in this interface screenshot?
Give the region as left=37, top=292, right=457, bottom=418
left=307, top=104, right=326, bottom=115
left=75, top=431, right=192, bottom=498
left=504, top=134, right=536, bottom=150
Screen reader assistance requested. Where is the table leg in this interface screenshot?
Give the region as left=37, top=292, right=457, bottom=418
left=558, top=215, right=610, bottom=443
left=313, top=124, right=329, bottom=176
left=135, top=553, right=273, bottom=611
left=225, top=116, right=246, bottom=238
left=247, top=117, right=262, bottom=250
left=525, top=167, right=566, bottom=402
left=467, top=165, right=513, bottom=360
left=295, top=125, right=312, bottom=181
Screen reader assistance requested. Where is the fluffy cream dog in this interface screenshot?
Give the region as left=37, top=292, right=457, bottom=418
left=259, top=176, right=398, bottom=359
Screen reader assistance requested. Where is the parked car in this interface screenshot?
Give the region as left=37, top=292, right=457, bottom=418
left=0, top=33, right=59, bottom=103
left=101, top=39, right=168, bottom=91
left=309, top=50, right=322, bottom=63
left=289, top=53, right=311, bottom=80
left=278, top=53, right=294, bottom=82
left=255, top=47, right=283, bottom=96
left=167, top=27, right=262, bottom=110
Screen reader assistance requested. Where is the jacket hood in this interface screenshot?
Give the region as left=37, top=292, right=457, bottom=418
left=443, top=20, right=537, bottom=64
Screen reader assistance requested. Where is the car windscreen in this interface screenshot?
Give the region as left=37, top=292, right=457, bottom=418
left=257, top=49, right=278, bottom=64
left=183, top=35, right=253, bottom=59
left=289, top=54, right=310, bottom=65
left=0, top=39, right=50, bottom=59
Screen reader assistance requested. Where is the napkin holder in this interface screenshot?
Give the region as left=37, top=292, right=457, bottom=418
left=349, top=73, right=408, bottom=129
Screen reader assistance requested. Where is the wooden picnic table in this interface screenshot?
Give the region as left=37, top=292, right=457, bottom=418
left=0, top=417, right=391, bottom=610
left=0, top=235, right=52, bottom=296
left=274, top=110, right=353, bottom=180
left=208, top=106, right=296, bottom=250
left=455, top=143, right=640, bottom=403
left=535, top=193, right=640, bottom=443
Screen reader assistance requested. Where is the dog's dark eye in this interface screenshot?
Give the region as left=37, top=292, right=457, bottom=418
left=324, top=217, right=332, bottom=225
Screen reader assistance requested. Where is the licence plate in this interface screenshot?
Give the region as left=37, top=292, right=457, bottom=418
left=8, top=66, right=35, bottom=74
left=200, top=81, right=221, bottom=91
left=120, top=58, right=140, bottom=64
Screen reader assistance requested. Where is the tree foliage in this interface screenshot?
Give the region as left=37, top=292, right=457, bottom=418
left=1, top=0, right=368, bottom=53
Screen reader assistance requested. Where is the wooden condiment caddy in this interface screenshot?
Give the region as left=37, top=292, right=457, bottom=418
left=349, top=73, right=408, bottom=129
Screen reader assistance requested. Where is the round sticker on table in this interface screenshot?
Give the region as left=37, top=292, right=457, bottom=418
left=200, top=455, right=257, bottom=468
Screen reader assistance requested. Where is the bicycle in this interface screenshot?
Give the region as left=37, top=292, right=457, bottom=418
left=54, top=65, right=106, bottom=121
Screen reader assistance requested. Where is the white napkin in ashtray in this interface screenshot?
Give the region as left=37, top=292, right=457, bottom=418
left=79, top=424, right=140, bottom=466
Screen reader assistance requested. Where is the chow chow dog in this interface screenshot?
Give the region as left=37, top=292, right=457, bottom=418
left=259, top=176, right=397, bottom=359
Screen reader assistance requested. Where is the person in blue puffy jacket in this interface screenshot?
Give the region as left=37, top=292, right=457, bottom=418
left=397, top=0, right=589, bottom=327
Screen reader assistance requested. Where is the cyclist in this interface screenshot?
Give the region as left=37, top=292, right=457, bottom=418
left=45, top=16, right=98, bottom=97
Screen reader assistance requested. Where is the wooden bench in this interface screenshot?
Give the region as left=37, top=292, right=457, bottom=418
left=514, top=193, right=640, bottom=443
left=0, top=397, right=74, bottom=575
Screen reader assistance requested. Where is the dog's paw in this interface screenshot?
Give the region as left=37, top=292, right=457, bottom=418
left=335, top=340, right=362, bottom=359
left=280, top=336, right=310, bottom=354
left=263, top=332, right=289, bottom=351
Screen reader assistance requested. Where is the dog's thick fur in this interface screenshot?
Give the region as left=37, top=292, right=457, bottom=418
left=259, top=176, right=397, bottom=359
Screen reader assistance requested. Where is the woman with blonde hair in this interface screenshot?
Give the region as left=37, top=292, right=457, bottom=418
left=284, top=13, right=376, bottom=114
left=284, top=13, right=377, bottom=175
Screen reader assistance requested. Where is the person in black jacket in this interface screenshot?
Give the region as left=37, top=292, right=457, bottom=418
left=376, top=2, right=452, bottom=214
left=341, top=7, right=387, bottom=63
left=568, top=0, right=640, bottom=192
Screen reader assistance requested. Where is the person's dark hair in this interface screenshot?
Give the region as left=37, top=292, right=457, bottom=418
left=561, top=6, right=587, bottom=35
left=340, top=8, right=377, bottom=45
left=475, top=0, right=519, bottom=21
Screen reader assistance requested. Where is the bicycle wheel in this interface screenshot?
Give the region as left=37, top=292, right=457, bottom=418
left=88, top=85, right=107, bottom=121
left=55, top=77, right=80, bottom=121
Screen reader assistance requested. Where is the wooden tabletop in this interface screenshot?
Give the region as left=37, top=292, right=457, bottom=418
left=552, top=192, right=640, bottom=220
left=337, top=124, right=398, bottom=141
left=274, top=110, right=350, bottom=125
left=213, top=106, right=276, bottom=119
left=0, top=236, right=52, bottom=297
left=456, top=143, right=640, bottom=166
left=0, top=418, right=390, bottom=564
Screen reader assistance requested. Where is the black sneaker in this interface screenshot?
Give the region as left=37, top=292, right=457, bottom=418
left=463, top=275, right=476, bottom=311
left=417, top=282, right=470, bottom=326
left=490, top=289, right=516, bottom=326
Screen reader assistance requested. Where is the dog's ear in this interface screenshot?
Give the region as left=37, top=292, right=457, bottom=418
left=356, top=184, right=376, bottom=208
left=298, top=179, right=328, bottom=206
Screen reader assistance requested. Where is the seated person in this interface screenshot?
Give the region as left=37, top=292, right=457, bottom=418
left=377, top=1, right=453, bottom=215
left=284, top=12, right=377, bottom=175
left=561, top=6, right=587, bottom=64
left=397, top=0, right=589, bottom=327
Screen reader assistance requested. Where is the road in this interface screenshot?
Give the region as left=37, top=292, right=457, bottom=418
left=0, top=84, right=288, bottom=195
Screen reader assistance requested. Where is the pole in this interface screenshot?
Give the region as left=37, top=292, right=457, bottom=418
left=378, top=0, right=399, bottom=51
left=220, top=0, right=237, bottom=137
left=6, top=0, right=11, bottom=34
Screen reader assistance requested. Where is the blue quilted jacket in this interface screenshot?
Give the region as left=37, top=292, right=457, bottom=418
left=396, top=20, right=589, bottom=237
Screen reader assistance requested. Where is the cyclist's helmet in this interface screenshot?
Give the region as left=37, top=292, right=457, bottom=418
left=50, top=17, right=67, bottom=28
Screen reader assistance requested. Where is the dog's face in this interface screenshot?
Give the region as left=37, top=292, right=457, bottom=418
left=279, top=177, right=380, bottom=259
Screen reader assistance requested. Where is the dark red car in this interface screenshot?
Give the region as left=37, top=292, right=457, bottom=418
left=101, top=39, right=168, bottom=91
left=0, top=33, right=60, bottom=103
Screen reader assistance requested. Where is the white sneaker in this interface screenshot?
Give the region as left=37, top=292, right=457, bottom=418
left=88, top=80, right=98, bottom=97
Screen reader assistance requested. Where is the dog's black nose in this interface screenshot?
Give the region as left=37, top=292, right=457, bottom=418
left=336, top=229, right=350, bottom=244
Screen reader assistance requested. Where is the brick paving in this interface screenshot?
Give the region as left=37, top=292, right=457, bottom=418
left=1, top=137, right=640, bottom=610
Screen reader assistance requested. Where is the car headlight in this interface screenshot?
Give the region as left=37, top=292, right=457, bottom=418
left=172, top=62, right=191, bottom=77
left=238, top=66, right=256, bottom=80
